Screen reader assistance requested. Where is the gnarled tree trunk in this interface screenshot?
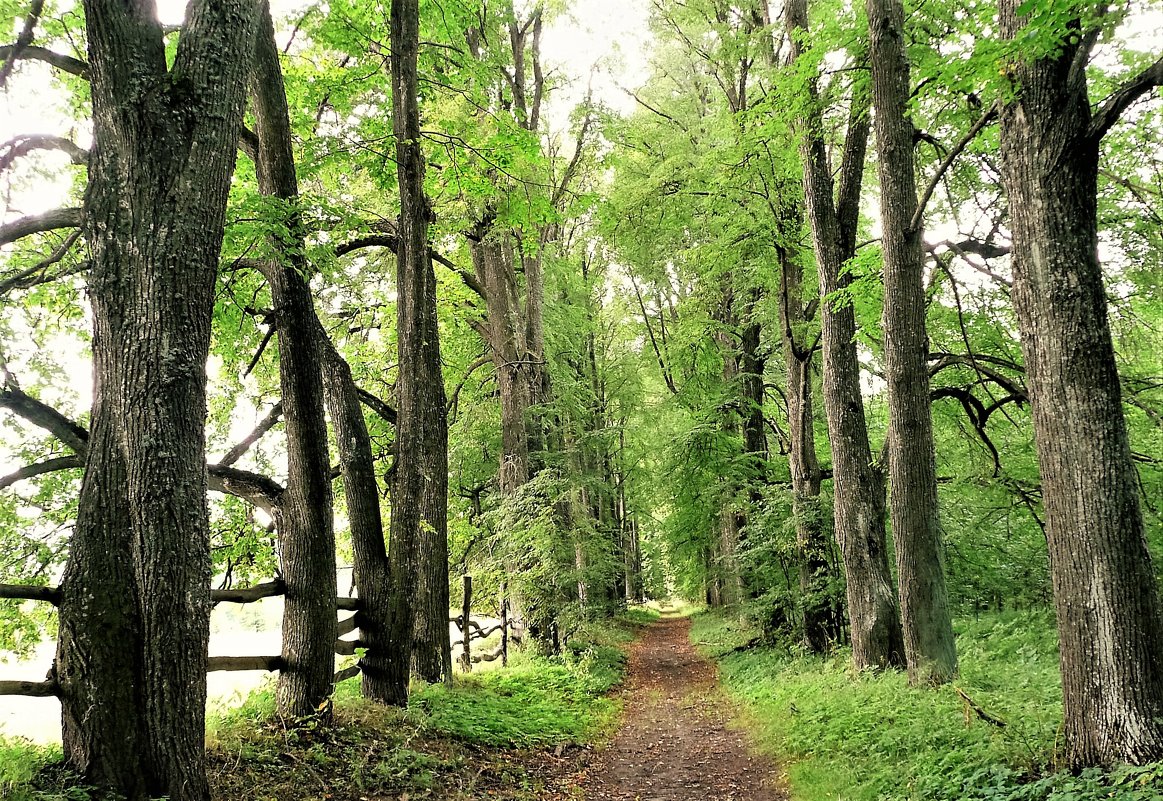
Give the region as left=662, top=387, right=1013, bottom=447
left=55, top=0, right=257, bottom=797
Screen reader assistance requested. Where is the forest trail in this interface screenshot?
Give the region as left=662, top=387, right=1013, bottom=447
left=579, top=614, right=786, bottom=801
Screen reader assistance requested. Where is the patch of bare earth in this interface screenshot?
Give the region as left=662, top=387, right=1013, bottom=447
left=577, top=615, right=786, bottom=801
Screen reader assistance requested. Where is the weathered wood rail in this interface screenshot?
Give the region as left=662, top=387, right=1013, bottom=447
left=1, top=573, right=511, bottom=695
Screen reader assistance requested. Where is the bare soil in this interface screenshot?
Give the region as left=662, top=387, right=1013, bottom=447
left=577, top=614, right=786, bottom=801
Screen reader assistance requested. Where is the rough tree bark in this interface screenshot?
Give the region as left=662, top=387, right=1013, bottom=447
left=388, top=0, right=450, bottom=704
left=866, top=0, right=957, bottom=685
left=318, top=342, right=400, bottom=701
left=776, top=243, right=831, bottom=651
left=785, top=0, right=905, bottom=670
left=998, top=2, right=1163, bottom=765
left=250, top=1, right=337, bottom=719
left=54, top=0, right=257, bottom=797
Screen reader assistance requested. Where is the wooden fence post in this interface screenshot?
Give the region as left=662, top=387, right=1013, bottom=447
left=459, top=575, right=473, bottom=673
left=500, top=580, right=508, bottom=667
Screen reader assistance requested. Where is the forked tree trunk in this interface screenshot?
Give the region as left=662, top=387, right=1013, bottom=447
left=866, top=0, right=956, bottom=685
left=388, top=0, right=450, bottom=704
left=784, top=0, right=904, bottom=670
left=998, top=0, right=1163, bottom=764
left=54, top=0, right=257, bottom=797
left=250, top=2, right=337, bottom=718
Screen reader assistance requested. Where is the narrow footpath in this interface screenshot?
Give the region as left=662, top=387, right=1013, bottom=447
left=579, top=615, right=786, bottom=801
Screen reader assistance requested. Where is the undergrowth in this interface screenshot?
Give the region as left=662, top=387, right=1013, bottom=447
left=1, top=608, right=654, bottom=801
left=692, top=608, right=1163, bottom=801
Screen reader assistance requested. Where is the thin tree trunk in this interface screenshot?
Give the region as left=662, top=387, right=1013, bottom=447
left=998, top=0, right=1163, bottom=764
left=250, top=2, right=337, bottom=718
left=55, top=0, right=257, bottom=796
left=866, top=0, right=956, bottom=685
left=388, top=0, right=449, bottom=704
left=777, top=243, right=830, bottom=651
left=784, top=0, right=904, bottom=670
left=318, top=342, right=398, bottom=701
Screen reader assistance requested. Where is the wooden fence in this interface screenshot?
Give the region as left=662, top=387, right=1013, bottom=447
left=0, top=573, right=508, bottom=697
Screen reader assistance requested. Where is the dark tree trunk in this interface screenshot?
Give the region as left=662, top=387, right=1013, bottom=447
left=388, top=0, right=450, bottom=704
left=250, top=2, right=337, bottom=719
left=318, top=342, right=399, bottom=701
left=998, top=1, right=1163, bottom=765
left=55, top=0, right=257, bottom=797
left=866, top=0, right=956, bottom=685
left=785, top=0, right=905, bottom=670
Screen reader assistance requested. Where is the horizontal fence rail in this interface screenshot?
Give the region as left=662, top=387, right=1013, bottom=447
left=1, top=573, right=509, bottom=696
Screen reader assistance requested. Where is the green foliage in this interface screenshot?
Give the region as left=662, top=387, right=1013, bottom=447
left=692, top=609, right=1163, bottom=801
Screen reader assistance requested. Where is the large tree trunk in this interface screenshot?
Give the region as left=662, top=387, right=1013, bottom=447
left=998, top=1, right=1163, bottom=765
left=777, top=243, right=831, bottom=651
left=866, top=0, right=956, bottom=685
left=54, top=0, right=257, bottom=797
left=784, top=0, right=904, bottom=670
left=388, top=0, right=450, bottom=704
left=250, top=2, right=337, bottom=719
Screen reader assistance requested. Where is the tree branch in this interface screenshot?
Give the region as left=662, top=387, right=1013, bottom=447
left=0, top=207, right=82, bottom=247
left=0, top=44, right=88, bottom=78
left=0, top=454, right=82, bottom=490
left=910, top=103, right=998, bottom=233
left=356, top=388, right=398, bottom=425
left=217, top=402, right=283, bottom=466
left=0, top=135, right=88, bottom=173
left=1089, top=54, right=1163, bottom=142
left=0, top=385, right=89, bottom=454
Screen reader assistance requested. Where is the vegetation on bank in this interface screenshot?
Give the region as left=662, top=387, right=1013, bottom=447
left=0, top=612, right=653, bottom=801
left=692, top=609, right=1163, bottom=801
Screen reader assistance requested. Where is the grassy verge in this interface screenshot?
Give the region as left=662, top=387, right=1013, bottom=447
left=692, top=608, right=1163, bottom=801
left=2, top=608, right=655, bottom=801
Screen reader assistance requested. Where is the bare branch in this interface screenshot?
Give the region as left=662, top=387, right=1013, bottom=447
left=910, top=103, right=998, bottom=233
left=0, top=207, right=82, bottom=247
left=0, top=135, right=88, bottom=173
left=217, top=402, right=283, bottom=467
left=357, top=388, right=398, bottom=425
left=0, top=0, right=47, bottom=88
left=0, top=385, right=89, bottom=454
left=0, top=679, right=57, bottom=696
left=0, top=583, right=60, bottom=604
left=0, top=454, right=82, bottom=490
left=0, top=229, right=84, bottom=296
left=210, top=579, right=285, bottom=604
left=207, top=655, right=283, bottom=672
left=0, top=44, right=88, bottom=78
left=1089, top=54, right=1163, bottom=142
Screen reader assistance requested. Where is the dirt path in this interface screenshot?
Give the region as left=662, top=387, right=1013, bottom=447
left=579, top=615, right=785, bottom=801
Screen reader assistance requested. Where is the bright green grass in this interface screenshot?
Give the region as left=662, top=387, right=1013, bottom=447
left=692, top=609, right=1163, bottom=801
left=4, top=613, right=644, bottom=800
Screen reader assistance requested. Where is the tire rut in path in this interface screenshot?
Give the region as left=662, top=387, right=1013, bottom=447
left=581, top=615, right=786, bottom=801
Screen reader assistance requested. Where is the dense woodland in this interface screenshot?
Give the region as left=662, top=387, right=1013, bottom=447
left=0, top=0, right=1161, bottom=798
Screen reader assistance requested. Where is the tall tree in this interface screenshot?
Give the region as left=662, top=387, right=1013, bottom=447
left=249, top=1, right=338, bottom=719
left=784, top=0, right=905, bottom=669
left=52, top=0, right=258, bottom=796
left=866, top=0, right=957, bottom=684
left=997, top=0, right=1163, bottom=765
left=387, top=0, right=450, bottom=703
